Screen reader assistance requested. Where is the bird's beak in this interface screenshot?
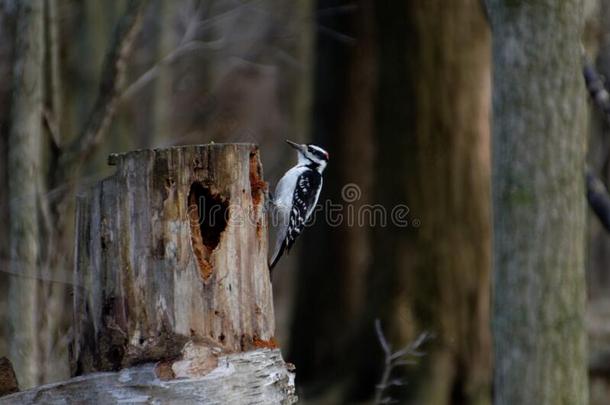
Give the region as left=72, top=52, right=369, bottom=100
left=285, top=140, right=306, bottom=153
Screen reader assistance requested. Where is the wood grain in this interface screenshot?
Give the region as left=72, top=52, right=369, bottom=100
left=71, top=144, right=274, bottom=374
left=0, top=349, right=296, bottom=404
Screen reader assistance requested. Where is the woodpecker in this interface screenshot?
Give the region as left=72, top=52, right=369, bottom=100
left=269, top=140, right=329, bottom=271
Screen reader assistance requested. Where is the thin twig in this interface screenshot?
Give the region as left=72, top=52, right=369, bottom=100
left=583, top=58, right=610, bottom=233
left=316, top=24, right=356, bottom=45
left=587, top=169, right=610, bottom=232
left=375, top=319, right=392, bottom=357
left=373, top=319, right=430, bottom=405
left=119, top=39, right=224, bottom=102
left=584, top=60, right=610, bottom=123
left=120, top=0, right=264, bottom=102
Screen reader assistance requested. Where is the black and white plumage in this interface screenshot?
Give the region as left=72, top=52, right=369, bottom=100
left=269, top=140, right=329, bottom=271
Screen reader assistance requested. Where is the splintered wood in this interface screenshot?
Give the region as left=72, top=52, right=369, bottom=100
left=0, top=349, right=297, bottom=405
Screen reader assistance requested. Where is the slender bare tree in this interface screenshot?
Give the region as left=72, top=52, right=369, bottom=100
left=5, top=0, right=147, bottom=387
left=7, top=0, right=44, bottom=389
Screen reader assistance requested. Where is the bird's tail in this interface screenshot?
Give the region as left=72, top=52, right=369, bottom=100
left=268, top=241, right=285, bottom=273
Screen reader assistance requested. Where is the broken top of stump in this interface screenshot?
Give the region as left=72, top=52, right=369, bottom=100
left=72, top=144, right=275, bottom=375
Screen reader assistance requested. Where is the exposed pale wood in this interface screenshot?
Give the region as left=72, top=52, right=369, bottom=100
left=72, top=144, right=275, bottom=375
left=0, top=349, right=297, bottom=405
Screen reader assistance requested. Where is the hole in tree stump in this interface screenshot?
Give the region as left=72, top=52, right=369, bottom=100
left=188, top=182, right=229, bottom=280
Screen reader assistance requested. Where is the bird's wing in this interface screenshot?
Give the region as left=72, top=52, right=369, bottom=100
left=284, top=170, right=322, bottom=253
left=269, top=167, right=302, bottom=269
left=269, top=169, right=322, bottom=270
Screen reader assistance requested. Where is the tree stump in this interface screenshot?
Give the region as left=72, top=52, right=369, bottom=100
left=63, top=144, right=294, bottom=402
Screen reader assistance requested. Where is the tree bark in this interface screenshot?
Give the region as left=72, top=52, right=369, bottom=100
left=71, top=144, right=275, bottom=374
left=7, top=0, right=44, bottom=389
left=486, top=0, right=588, bottom=404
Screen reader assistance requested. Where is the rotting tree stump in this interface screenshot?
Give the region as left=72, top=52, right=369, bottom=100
left=72, top=143, right=273, bottom=369
left=44, top=143, right=296, bottom=404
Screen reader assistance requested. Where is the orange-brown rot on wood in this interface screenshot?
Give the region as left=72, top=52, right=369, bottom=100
left=256, top=221, right=263, bottom=240
left=188, top=182, right=229, bottom=281
left=249, top=149, right=268, bottom=209
left=252, top=336, right=278, bottom=349
left=240, top=334, right=278, bottom=351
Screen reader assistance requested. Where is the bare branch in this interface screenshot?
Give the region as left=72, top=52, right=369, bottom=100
left=587, top=169, right=610, bottom=232
left=61, top=0, right=148, bottom=166
left=582, top=60, right=610, bottom=234
left=390, top=331, right=430, bottom=361
left=373, top=320, right=429, bottom=405
left=42, top=108, right=60, bottom=149
left=583, top=60, right=610, bottom=123
left=119, top=39, right=224, bottom=102
left=375, top=319, right=392, bottom=357
left=316, top=24, right=356, bottom=45
left=119, top=0, right=260, bottom=103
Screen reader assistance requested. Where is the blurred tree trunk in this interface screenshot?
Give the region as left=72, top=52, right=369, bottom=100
left=288, top=0, right=376, bottom=398
left=39, top=0, right=71, bottom=384
left=0, top=0, right=17, bottom=360
left=7, top=0, right=44, bottom=389
left=486, top=0, right=588, bottom=404
left=271, top=0, right=315, bottom=351
left=366, top=1, right=491, bottom=404
left=3, top=0, right=145, bottom=387
left=292, top=2, right=492, bottom=404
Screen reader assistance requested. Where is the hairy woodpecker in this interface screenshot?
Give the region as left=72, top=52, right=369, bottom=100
left=269, top=140, right=329, bottom=270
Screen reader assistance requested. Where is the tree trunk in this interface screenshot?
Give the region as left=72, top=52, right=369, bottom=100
left=71, top=144, right=275, bottom=373
left=7, top=0, right=44, bottom=389
left=349, top=1, right=492, bottom=403
left=486, top=0, right=588, bottom=404
left=64, top=143, right=296, bottom=402
left=289, top=0, right=376, bottom=394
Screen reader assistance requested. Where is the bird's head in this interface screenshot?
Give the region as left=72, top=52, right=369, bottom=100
left=286, top=140, right=329, bottom=172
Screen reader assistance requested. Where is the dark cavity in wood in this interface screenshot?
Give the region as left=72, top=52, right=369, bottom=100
left=188, top=182, right=229, bottom=280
